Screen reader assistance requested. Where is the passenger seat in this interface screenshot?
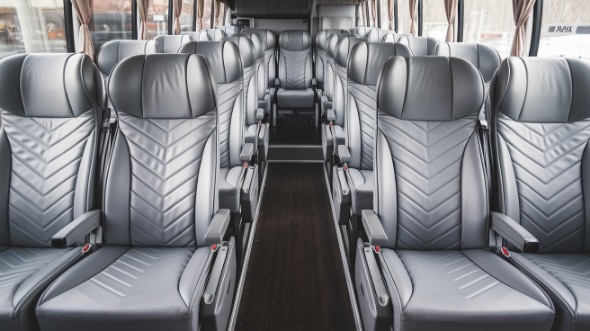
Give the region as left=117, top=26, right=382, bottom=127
left=242, top=29, right=277, bottom=104
left=274, top=30, right=316, bottom=126
left=0, top=53, right=104, bottom=331
left=197, top=29, right=226, bottom=41
left=354, top=55, right=555, bottom=331
left=366, top=28, right=395, bottom=42
left=36, top=53, right=237, bottom=331
left=322, top=32, right=355, bottom=119
left=397, top=35, right=439, bottom=55
left=315, top=29, right=348, bottom=94
left=490, top=57, right=590, bottom=331
left=153, top=34, right=192, bottom=53
left=435, top=42, right=501, bottom=83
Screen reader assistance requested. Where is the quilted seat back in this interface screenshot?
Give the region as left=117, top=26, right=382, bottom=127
left=278, top=30, right=313, bottom=90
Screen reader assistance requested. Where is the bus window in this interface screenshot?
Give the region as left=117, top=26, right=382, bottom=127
left=463, top=0, right=514, bottom=57
left=147, top=0, right=169, bottom=38
left=90, top=0, right=132, bottom=51
left=422, top=0, right=448, bottom=42
left=0, top=0, right=66, bottom=59
left=397, top=0, right=412, bottom=34
left=380, top=0, right=393, bottom=30
left=179, top=0, right=195, bottom=33
left=538, top=0, right=590, bottom=59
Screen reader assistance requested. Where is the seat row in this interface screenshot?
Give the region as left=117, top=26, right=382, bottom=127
left=327, top=48, right=590, bottom=331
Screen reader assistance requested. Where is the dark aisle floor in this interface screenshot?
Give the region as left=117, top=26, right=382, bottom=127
left=235, top=163, right=356, bottom=331
left=269, top=126, right=321, bottom=145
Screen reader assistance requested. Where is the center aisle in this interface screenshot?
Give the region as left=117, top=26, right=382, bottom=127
left=235, top=163, right=356, bottom=331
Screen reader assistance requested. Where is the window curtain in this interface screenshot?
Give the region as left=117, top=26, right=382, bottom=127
left=138, top=0, right=149, bottom=40
left=214, top=1, right=224, bottom=27
left=387, top=0, right=394, bottom=30
left=70, top=0, right=95, bottom=61
left=173, top=0, right=182, bottom=34
left=409, top=0, right=418, bottom=35
left=444, top=0, right=457, bottom=42
left=197, top=0, right=205, bottom=30
left=511, top=0, right=536, bottom=56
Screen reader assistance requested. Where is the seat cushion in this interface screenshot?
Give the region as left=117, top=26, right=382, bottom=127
left=381, top=249, right=554, bottom=331
left=0, top=247, right=79, bottom=331
left=347, top=169, right=373, bottom=215
left=277, top=88, right=315, bottom=108
left=36, top=246, right=211, bottom=331
left=219, top=166, right=244, bottom=213
left=511, top=253, right=590, bottom=331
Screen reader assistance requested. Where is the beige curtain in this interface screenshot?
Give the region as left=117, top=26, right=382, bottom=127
left=387, top=0, right=394, bottom=30
left=371, top=0, right=377, bottom=27
left=214, top=1, right=224, bottom=27
left=137, top=0, right=149, bottom=40
left=511, top=0, right=536, bottom=56
left=173, top=0, right=182, bottom=34
left=409, top=0, right=418, bottom=35
left=444, top=0, right=457, bottom=42
left=70, top=0, right=95, bottom=61
left=197, top=0, right=205, bottom=30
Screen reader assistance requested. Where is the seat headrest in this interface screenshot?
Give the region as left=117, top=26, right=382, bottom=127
left=109, top=54, right=216, bottom=119
left=435, top=42, right=501, bottom=82
left=233, top=32, right=264, bottom=60
left=348, top=41, right=413, bottom=85
left=350, top=27, right=372, bottom=38
left=218, top=26, right=242, bottom=36
left=198, top=29, right=226, bottom=41
left=96, top=40, right=158, bottom=76
left=223, top=36, right=256, bottom=68
left=315, top=29, right=347, bottom=50
left=154, top=34, right=192, bottom=53
left=491, top=57, right=590, bottom=123
left=178, top=41, right=243, bottom=84
left=367, top=28, right=395, bottom=43
left=335, top=37, right=366, bottom=67
left=180, top=31, right=201, bottom=40
left=397, top=35, right=439, bottom=56
left=0, top=53, right=103, bottom=118
left=242, top=28, right=276, bottom=50
left=327, top=32, right=355, bottom=58
left=279, top=30, right=312, bottom=51
left=377, top=56, right=485, bottom=121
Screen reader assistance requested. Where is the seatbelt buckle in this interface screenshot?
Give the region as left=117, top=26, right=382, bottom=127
left=497, top=246, right=511, bottom=260
left=373, top=245, right=381, bottom=254
left=81, top=244, right=93, bottom=255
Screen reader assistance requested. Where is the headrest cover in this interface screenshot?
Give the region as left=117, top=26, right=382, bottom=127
left=97, top=40, right=158, bottom=75
left=397, top=35, right=439, bottom=56
left=335, top=37, right=365, bottom=67
left=492, top=57, right=590, bottom=123
left=233, top=32, right=264, bottom=60
left=279, top=30, right=312, bottom=51
left=242, top=29, right=276, bottom=50
left=348, top=42, right=413, bottom=85
left=222, top=36, right=256, bottom=68
left=178, top=41, right=243, bottom=84
left=327, top=33, right=355, bottom=58
left=435, top=42, right=501, bottom=82
left=0, top=53, right=103, bottom=117
left=109, top=54, right=216, bottom=119
left=377, top=56, right=485, bottom=121
left=315, top=29, right=346, bottom=50
left=154, top=34, right=192, bottom=53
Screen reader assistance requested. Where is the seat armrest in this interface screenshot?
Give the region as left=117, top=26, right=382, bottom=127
left=204, top=209, right=231, bottom=245
left=256, top=108, right=264, bottom=121
left=51, top=210, right=101, bottom=248
left=491, top=212, right=540, bottom=253
left=326, top=109, right=336, bottom=122
left=274, top=78, right=280, bottom=87
left=337, top=145, right=351, bottom=164
left=323, top=124, right=333, bottom=143
left=361, top=210, right=388, bottom=246
left=240, top=143, right=255, bottom=163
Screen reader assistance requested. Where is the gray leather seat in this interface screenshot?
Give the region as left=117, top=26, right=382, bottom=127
left=322, top=32, right=355, bottom=117
left=217, top=25, right=242, bottom=36
left=0, top=53, right=104, bottom=331
left=350, top=26, right=372, bottom=38
left=490, top=57, right=590, bottom=331
left=154, top=34, right=192, bottom=53
left=180, top=31, right=201, bottom=40
left=276, top=30, right=315, bottom=109
left=366, top=28, right=395, bottom=42
left=197, top=29, right=226, bottom=41
left=354, top=56, right=555, bottom=331
left=397, top=35, right=438, bottom=55
left=340, top=42, right=412, bottom=216
left=321, top=36, right=365, bottom=162
left=315, top=29, right=348, bottom=92
left=36, top=54, right=237, bottom=331
left=242, top=29, right=277, bottom=98
left=435, top=42, right=501, bottom=82
left=96, top=40, right=158, bottom=91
